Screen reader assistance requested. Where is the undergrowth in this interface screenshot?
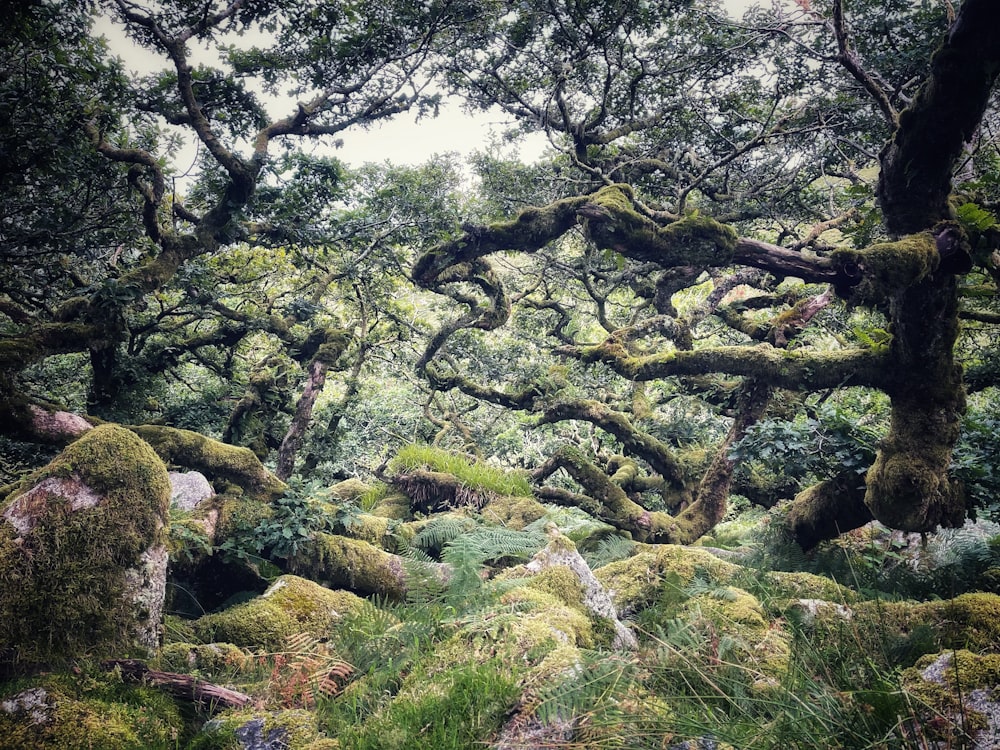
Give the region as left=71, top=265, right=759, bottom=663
left=389, top=444, right=533, bottom=497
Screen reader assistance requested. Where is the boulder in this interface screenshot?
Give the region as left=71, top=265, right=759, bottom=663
left=0, top=424, right=171, bottom=661
left=168, top=470, right=215, bottom=511
left=191, top=574, right=373, bottom=650
left=0, top=678, right=184, bottom=750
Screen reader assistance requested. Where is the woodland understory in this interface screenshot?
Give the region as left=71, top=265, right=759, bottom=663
left=3, top=0, right=1000, bottom=747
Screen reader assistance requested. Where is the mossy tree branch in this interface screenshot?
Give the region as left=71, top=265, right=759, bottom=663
left=877, top=0, right=1000, bottom=235
left=130, top=425, right=286, bottom=501
left=556, top=340, right=888, bottom=391
left=538, top=399, right=687, bottom=490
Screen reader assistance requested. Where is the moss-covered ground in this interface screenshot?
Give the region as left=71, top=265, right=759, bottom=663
left=4, top=445, right=1000, bottom=749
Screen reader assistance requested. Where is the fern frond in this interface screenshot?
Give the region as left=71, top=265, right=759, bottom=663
left=583, top=533, right=636, bottom=569
left=413, top=516, right=478, bottom=555
left=443, top=527, right=546, bottom=565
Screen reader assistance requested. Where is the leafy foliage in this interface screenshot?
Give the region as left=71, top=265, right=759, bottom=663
left=952, top=391, right=1000, bottom=520
left=219, top=479, right=336, bottom=564
left=729, top=399, right=882, bottom=501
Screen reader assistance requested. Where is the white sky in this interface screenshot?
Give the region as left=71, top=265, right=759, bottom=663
left=93, top=0, right=759, bottom=170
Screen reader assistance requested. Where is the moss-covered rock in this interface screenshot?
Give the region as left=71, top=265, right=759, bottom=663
left=899, top=593, right=1000, bottom=651
left=764, top=570, right=860, bottom=604
left=192, top=575, right=371, bottom=651
left=679, top=586, right=792, bottom=677
left=902, top=650, right=1000, bottom=747
left=131, top=425, right=286, bottom=501
left=156, top=642, right=252, bottom=677
left=291, top=533, right=446, bottom=600
left=328, top=656, right=521, bottom=750
left=0, top=425, right=171, bottom=662
left=595, top=544, right=743, bottom=613
left=480, top=494, right=548, bottom=529
left=804, top=592, right=1000, bottom=662
left=212, top=490, right=272, bottom=560
left=520, top=530, right=638, bottom=650
left=368, top=490, right=412, bottom=520
left=0, top=672, right=186, bottom=749
left=191, top=708, right=336, bottom=749
left=327, top=478, right=370, bottom=501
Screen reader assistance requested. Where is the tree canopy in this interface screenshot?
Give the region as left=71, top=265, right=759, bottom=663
left=3, top=0, right=1000, bottom=549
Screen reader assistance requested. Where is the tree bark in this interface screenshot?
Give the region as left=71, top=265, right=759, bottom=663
left=785, top=472, right=873, bottom=551
left=539, top=400, right=688, bottom=490
left=103, top=659, right=251, bottom=710
left=276, top=358, right=330, bottom=481
left=877, top=0, right=1000, bottom=235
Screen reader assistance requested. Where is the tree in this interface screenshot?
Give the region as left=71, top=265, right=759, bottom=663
left=412, top=0, right=1000, bottom=546
left=0, top=0, right=468, bottom=492
left=2, top=0, right=999, bottom=551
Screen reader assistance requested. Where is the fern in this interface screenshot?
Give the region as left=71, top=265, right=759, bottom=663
left=524, top=504, right=616, bottom=542
left=531, top=652, right=635, bottom=726
left=444, top=526, right=547, bottom=564
left=412, top=516, right=479, bottom=556
left=262, top=632, right=355, bottom=709
left=581, top=533, right=636, bottom=569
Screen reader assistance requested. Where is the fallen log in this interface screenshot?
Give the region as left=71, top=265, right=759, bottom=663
left=103, top=659, right=252, bottom=710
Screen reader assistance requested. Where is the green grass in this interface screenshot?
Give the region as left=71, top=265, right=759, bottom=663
left=326, top=658, right=521, bottom=750
left=389, top=444, right=533, bottom=497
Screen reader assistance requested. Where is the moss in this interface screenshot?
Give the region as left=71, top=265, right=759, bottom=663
left=833, top=232, right=939, bottom=303
left=345, top=512, right=392, bottom=546
left=480, top=494, right=548, bottom=529
left=596, top=544, right=741, bottom=612
left=764, top=570, right=859, bottom=604
left=809, top=593, right=1000, bottom=656
left=328, top=478, right=370, bottom=501
left=527, top=566, right=586, bottom=609
left=214, top=490, right=271, bottom=546
left=131, top=425, right=286, bottom=500
left=585, top=185, right=737, bottom=266
left=497, top=586, right=595, bottom=649
left=192, top=575, right=369, bottom=651
left=909, top=649, right=1000, bottom=692
left=390, top=445, right=533, bottom=498
left=330, top=656, right=521, bottom=750
left=783, top=472, right=873, bottom=549
left=0, top=425, right=171, bottom=662
left=193, top=599, right=296, bottom=652
left=368, top=490, right=411, bottom=520
left=864, top=424, right=963, bottom=532
left=901, top=650, right=999, bottom=745
left=0, top=672, right=186, bottom=750
left=292, top=533, right=411, bottom=600
left=162, top=614, right=197, bottom=645
left=156, top=642, right=251, bottom=677
left=0, top=323, right=96, bottom=372
left=191, top=708, right=335, bottom=750
left=678, top=586, right=792, bottom=678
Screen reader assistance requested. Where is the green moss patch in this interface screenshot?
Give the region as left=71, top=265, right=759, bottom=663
left=192, top=575, right=370, bottom=651
left=326, top=657, right=521, bottom=750
left=0, top=671, right=186, bottom=750
left=191, top=708, right=336, bottom=749
left=0, top=425, right=170, bottom=662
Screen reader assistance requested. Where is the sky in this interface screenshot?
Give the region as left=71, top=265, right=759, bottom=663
left=90, top=15, right=551, bottom=170
left=92, top=1, right=759, bottom=171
